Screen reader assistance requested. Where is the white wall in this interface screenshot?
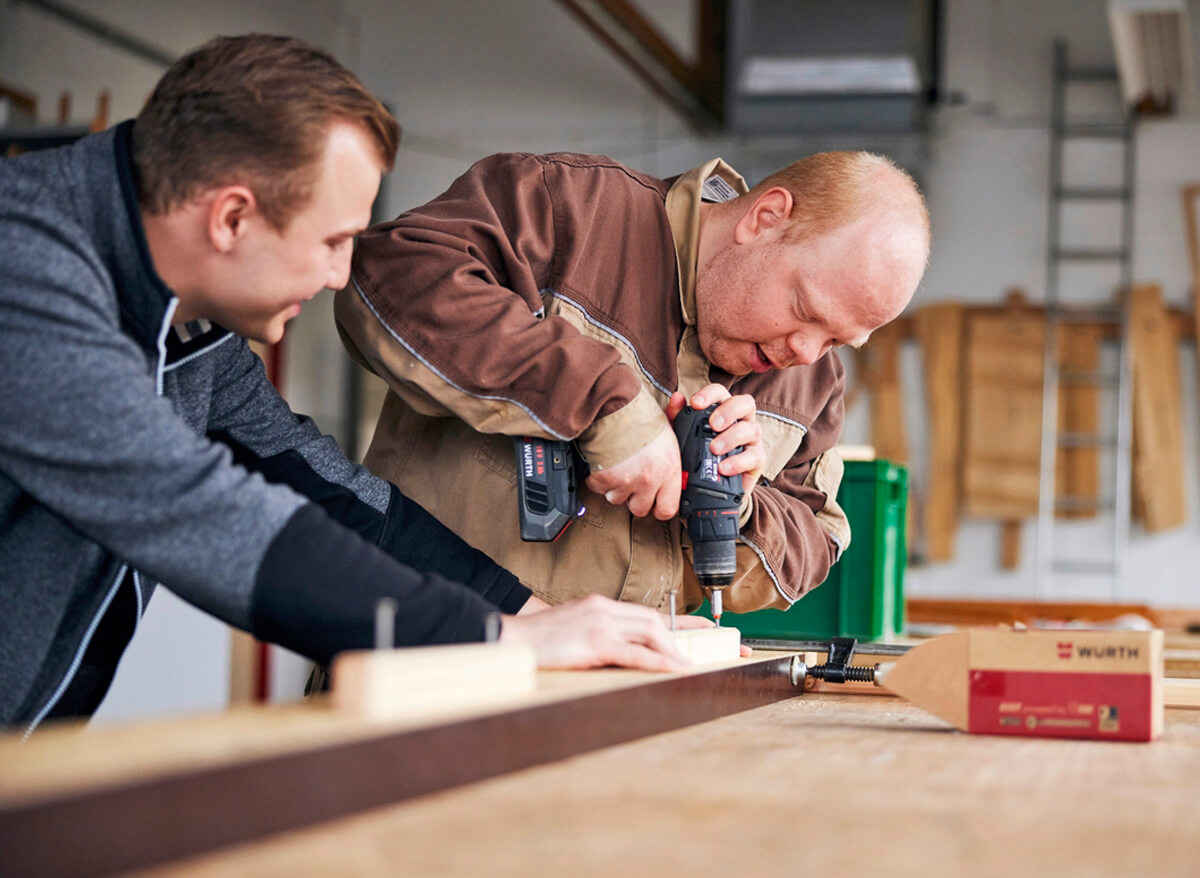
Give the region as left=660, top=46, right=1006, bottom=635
left=898, top=0, right=1200, bottom=608
left=6, top=0, right=1200, bottom=723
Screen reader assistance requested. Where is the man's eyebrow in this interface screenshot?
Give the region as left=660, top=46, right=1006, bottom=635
left=324, top=227, right=366, bottom=245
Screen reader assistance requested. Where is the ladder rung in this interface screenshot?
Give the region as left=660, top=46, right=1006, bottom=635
left=1056, top=187, right=1129, bottom=200
left=1057, top=432, right=1116, bottom=448
left=1051, top=559, right=1118, bottom=574
left=1059, top=124, right=1128, bottom=139
left=1063, top=66, right=1119, bottom=82
left=1054, top=247, right=1128, bottom=261
left=1055, top=496, right=1113, bottom=513
left=1058, top=369, right=1120, bottom=386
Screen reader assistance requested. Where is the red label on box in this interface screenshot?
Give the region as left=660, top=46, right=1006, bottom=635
left=968, top=670, right=1153, bottom=741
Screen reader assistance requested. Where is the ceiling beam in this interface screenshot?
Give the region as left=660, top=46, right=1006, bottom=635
left=557, top=0, right=725, bottom=132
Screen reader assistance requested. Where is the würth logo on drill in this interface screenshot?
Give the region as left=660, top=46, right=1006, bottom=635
left=1056, top=642, right=1140, bottom=660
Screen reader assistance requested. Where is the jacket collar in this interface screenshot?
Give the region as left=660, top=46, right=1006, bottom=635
left=663, top=158, right=748, bottom=327
left=86, top=121, right=178, bottom=354
left=89, top=121, right=232, bottom=362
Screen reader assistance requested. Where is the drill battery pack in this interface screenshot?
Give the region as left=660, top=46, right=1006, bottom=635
left=513, top=436, right=586, bottom=542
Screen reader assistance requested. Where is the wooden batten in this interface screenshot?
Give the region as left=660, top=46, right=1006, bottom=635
left=1056, top=322, right=1102, bottom=518
left=331, top=643, right=537, bottom=721
left=1182, top=185, right=1200, bottom=419
left=861, top=320, right=908, bottom=466
left=999, top=520, right=1022, bottom=570
left=1129, top=284, right=1187, bottom=532
left=913, top=303, right=965, bottom=561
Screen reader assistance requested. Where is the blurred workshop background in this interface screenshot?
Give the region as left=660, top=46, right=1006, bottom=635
left=4, top=0, right=1199, bottom=722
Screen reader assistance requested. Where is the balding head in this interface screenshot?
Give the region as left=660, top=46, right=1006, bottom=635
left=694, top=151, right=929, bottom=376
left=751, top=150, right=929, bottom=260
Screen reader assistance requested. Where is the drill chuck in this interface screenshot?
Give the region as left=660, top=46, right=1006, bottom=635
left=692, top=540, right=736, bottom=587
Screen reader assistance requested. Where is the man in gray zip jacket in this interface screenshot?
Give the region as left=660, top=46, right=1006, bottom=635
left=0, top=35, right=691, bottom=735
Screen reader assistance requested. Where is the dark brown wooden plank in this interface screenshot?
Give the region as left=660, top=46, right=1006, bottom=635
left=0, top=657, right=797, bottom=878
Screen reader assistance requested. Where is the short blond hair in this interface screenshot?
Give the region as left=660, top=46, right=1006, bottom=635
left=750, top=151, right=929, bottom=248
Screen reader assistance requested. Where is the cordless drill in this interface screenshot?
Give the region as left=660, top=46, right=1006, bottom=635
left=514, top=406, right=743, bottom=624
left=672, top=404, right=743, bottom=626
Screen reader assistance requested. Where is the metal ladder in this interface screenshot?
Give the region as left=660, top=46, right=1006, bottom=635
left=1034, top=40, right=1135, bottom=599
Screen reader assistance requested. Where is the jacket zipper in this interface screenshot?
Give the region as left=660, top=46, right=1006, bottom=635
left=22, top=564, right=129, bottom=741
left=22, top=298, right=179, bottom=740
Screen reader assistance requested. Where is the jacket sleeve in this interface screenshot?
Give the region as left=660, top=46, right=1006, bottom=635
left=696, top=364, right=850, bottom=613
left=0, top=215, right=504, bottom=661
left=335, top=152, right=666, bottom=470
left=205, top=338, right=530, bottom=614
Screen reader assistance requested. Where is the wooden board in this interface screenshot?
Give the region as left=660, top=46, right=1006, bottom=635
left=1165, top=648, right=1200, bottom=679
left=1182, top=184, right=1200, bottom=422
left=859, top=320, right=920, bottom=558
left=961, top=294, right=1044, bottom=520
left=861, top=320, right=908, bottom=465
left=1000, top=519, right=1022, bottom=569
left=1129, top=283, right=1187, bottom=532
left=0, top=655, right=799, bottom=877
left=227, top=628, right=260, bottom=707
left=907, top=597, right=1163, bottom=628
left=913, top=302, right=965, bottom=561
left=1164, top=678, right=1200, bottom=708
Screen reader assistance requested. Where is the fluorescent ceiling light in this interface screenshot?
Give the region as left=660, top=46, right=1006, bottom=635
left=740, top=55, right=920, bottom=96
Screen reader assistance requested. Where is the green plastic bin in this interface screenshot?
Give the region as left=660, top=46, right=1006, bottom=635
left=698, top=459, right=907, bottom=641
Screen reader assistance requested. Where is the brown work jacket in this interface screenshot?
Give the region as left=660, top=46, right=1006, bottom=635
left=335, top=154, right=849, bottom=613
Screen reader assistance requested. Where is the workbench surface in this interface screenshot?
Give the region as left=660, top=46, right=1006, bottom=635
left=137, top=693, right=1200, bottom=878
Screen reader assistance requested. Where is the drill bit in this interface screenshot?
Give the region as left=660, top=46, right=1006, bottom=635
left=711, top=589, right=723, bottom=627
left=669, top=591, right=677, bottom=632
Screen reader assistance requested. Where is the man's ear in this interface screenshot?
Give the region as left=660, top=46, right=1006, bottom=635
left=733, top=186, right=793, bottom=244
left=207, top=185, right=257, bottom=254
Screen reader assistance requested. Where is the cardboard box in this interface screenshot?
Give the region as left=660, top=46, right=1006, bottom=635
left=882, top=628, right=1164, bottom=742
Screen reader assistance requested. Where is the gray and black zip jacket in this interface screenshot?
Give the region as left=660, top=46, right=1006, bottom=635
left=0, top=122, right=531, bottom=733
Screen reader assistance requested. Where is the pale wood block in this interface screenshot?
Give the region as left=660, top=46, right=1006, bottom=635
left=1165, top=678, right=1200, bottom=709
left=331, top=643, right=537, bottom=721
left=670, top=627, right=741, bottom=664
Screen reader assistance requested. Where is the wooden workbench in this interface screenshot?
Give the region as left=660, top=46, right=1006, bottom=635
left=131, top=696, right=1200, bottom=877
left=5, top=655, right=1200, bottom=878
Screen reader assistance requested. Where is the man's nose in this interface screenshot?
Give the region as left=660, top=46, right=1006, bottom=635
left=785, top=332, right=825, bottom=366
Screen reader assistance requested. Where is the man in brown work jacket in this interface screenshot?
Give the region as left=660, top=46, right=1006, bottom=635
left=335, top=151, right=929, bottom=618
